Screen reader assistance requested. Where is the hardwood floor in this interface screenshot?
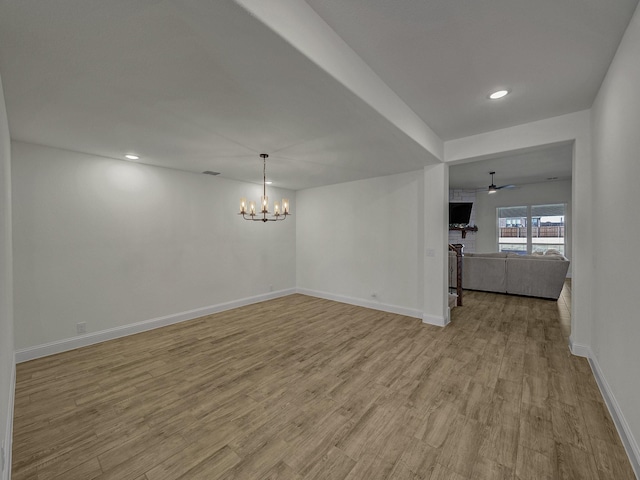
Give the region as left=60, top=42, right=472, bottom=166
left=12, top=285, right=636, bottom=479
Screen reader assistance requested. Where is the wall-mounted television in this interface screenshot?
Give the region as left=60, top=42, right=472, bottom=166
left=449, top=202, right=473, bottom=226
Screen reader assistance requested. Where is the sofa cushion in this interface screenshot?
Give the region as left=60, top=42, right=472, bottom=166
left=506, top=256, right=570, bottom=299
left=462, top=256, right=507, bottom=292
left=513, top=254, right=565, bottom=261
left=465, top=252, right=508, bottom=258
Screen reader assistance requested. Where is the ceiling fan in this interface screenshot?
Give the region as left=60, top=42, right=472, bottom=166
left=486, top=171, right=516, bottom=194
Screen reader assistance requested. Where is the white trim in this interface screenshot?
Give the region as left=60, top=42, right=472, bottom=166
left=568, top=335, right=590, bottom=357
left=296, top=288, right=423, bottom=319
left=15, top=289, right=296, bottom=363
left=422, top=312, right=449, bottom=327
left=569, top=343, right=640, bottom=478
left=588, top=351, right=640, bottom=479
left=2, top=361, right=15, bottom=480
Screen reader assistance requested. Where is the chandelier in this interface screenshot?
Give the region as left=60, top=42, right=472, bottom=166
left=239, top=154, right=290, bottom=222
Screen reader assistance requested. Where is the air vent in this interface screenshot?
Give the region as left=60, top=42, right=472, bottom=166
left=202, top=171, right=220, bottom=176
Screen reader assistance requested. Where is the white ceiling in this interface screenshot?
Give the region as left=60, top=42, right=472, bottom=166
left=448, top=142, right=573, bottom=190
left=0, top=0, right=637, bottom=190
left=306, top=0, right=639, bottom=140
left=0, top=1, right=435, bottom=190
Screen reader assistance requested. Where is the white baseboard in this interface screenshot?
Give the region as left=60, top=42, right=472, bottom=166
left=570, top=343, right=640, bottom=478
left=422, top=312, right=449, bottom=327
left=588, top=352, right=640, bottom=479
left=2, top=361, right=15, bottom=480
left=568, top=335, right=590, bottom=358
left=296, top=288, right=423, bottom=319
left=14, top=288, right=296, bottom=363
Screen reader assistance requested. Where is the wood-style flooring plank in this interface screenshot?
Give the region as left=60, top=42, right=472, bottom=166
left=12, top=284, right=636, bottom=479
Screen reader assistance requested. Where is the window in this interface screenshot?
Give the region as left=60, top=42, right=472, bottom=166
left=531, top=204, right=566, bottom=254
left=498, top=206, right=527, bottom=254
left=498, top=204, right=565, bottom=255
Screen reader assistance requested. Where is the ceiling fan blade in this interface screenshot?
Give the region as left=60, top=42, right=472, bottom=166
left=496, top=184, right=517, bottom=190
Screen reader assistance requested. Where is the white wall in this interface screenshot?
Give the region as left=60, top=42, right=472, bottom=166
left=591, top=2, right=640, bottom=471
left=474, top=180, right=572, bottom=262
left=0, top=75, right=14, bottom=480
left=296, top=170, right=425, bottom=318
left=12, top=142, right=296, bottom=350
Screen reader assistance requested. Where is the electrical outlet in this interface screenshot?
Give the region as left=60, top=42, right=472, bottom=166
left=76, top=322, right=86, bottom=334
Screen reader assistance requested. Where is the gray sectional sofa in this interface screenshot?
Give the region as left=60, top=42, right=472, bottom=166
left=458, top=252, right=570, bottom=300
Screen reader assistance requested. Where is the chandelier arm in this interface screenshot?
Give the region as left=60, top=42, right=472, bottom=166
left=241, top=212, right=287, bottom=222
left=241, top=212, right=262, bottom=221
left=240, top=213, right=288, bottom=222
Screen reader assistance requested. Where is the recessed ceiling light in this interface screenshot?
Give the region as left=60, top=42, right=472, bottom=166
left=124, top=154, right=139, bottom=160
left=489, top=89, right=509, bottom=100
